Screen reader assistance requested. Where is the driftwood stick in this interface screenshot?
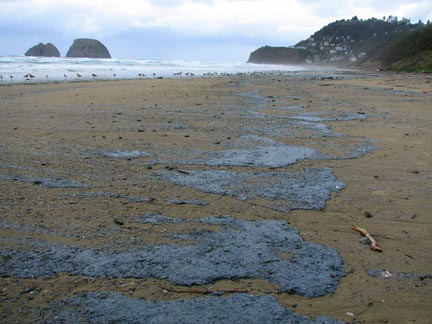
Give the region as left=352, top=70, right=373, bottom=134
left=160, top=287, right=249, bottom=294
left=352, top=224, right=382, bottom=252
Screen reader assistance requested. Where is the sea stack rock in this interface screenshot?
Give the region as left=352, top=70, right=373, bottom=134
left=66, top=38, right=111, bottom=59
left=248, top=46, right=309, bottom=65
left=25, top=43, right=60, bottom=57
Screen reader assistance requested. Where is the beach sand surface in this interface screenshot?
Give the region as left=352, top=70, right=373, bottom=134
left=0, top=72, right=431, bottom=323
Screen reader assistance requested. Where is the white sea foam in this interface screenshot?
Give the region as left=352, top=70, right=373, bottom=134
left=0, top=56, right=313, bottom=83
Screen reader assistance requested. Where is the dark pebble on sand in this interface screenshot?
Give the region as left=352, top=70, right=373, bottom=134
left=364, top=211, right=373, bottom=218
left=114, top=218, right=124, bottom=226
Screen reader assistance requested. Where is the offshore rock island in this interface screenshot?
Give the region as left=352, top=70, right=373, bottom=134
left=66, top=38, right=111, bottom=58
left=24, top=39, right=111, bottom=59
left=24, top=42, right=60, bottom=57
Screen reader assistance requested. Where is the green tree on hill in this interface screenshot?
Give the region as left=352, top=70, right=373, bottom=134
left=380, top=27, right=432, bottom=72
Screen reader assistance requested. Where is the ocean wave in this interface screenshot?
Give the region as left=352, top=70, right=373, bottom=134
left=0, top=56, right=309, bottom=83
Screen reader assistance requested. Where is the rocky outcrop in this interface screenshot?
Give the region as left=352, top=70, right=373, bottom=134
left=66, top=39, right=111, bottom=59
left=25, top=43, right=60, bottom=57
left=247, top=46, right=309, bottom=65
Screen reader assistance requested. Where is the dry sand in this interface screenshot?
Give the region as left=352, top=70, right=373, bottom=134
left=0, top=71, right=431, bottom=323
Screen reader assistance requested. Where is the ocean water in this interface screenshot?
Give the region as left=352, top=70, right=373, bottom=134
left=0, top=56, right=311, bottom=83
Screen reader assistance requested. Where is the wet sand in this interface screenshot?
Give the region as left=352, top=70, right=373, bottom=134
left=1, top=71, right=431, bottom=323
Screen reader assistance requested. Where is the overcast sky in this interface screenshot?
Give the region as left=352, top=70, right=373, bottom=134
left=1, top=0, right=431, bottom=61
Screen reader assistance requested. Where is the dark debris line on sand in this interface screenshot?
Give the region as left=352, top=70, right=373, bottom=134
left=60, top=191, right=154, bottom=203
left=367, top=269, right=432, bottom=281
left=0, top=173, right=88, bottom=188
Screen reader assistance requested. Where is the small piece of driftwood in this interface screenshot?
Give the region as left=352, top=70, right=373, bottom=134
left=160, top=287, right=249, bottom=294
left=352, top=224, right=382, bottom=252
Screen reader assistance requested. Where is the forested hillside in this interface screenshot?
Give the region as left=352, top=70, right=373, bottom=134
left=295, top=17, right=427, bottom=65
left=248, top=16, right=431, bottom=71
left=380, top=27, right=432, bottom=72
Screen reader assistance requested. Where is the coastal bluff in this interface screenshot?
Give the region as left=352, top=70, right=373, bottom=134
left=247, top=46, right=308, bottom=65
left=25, top=43, right=60, bottom=57
left=66, top=38, right=111, bottom=59
left=248, top=17, right=430, bottom=71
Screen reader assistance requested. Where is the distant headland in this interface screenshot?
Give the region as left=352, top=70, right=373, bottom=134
left=248, top=16, right=432, bottom=72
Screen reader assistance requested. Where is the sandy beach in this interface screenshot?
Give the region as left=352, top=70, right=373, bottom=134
left=1, top=71, right=431, bottom=323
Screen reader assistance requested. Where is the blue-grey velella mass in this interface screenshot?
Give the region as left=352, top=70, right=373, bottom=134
left=38, top=292, right=344, bottom=324
left=1, top=215, right=345, bottom=297
left=157, top=168, right=345, bottom=212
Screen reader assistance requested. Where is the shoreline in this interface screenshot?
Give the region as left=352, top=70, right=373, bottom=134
left=1, top=67, right=426, bottom=88
left=0, top=55, right=316, bottom=85
left=0, top=57, right=384, bottom=86
left=1, top=72, right=431, bottom=323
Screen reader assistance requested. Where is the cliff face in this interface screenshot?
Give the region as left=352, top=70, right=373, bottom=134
left=25, top=43, right=60, bottom=57
left=66, top=39, right=111, bottom=58
left=247, top=46, right=309, bottom=65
